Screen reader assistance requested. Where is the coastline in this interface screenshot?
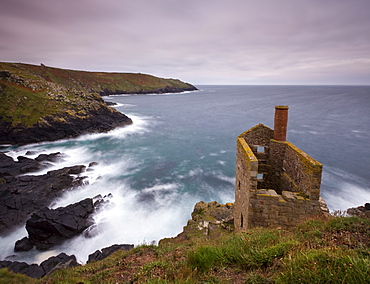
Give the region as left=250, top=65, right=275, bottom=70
left=0, top=62, right=197, bottom=145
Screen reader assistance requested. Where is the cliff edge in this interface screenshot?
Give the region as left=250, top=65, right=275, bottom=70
left=0, top=62, right=197, bottom=145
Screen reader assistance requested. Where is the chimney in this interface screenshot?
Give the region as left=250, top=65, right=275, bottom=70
left=274, top=105, right=289, bottom=141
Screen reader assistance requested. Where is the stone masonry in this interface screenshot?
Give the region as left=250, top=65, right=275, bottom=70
left=234, top=106, right=327, bottom=231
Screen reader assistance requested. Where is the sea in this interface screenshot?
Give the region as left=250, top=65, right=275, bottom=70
left=1, top=85, right=370, bottom=264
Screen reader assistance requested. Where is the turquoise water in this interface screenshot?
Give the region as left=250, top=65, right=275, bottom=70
left=1, top=85, right=370, bottom=263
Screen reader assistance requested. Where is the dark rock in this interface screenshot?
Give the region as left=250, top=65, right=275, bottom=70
left=0, top=260, right=11, bottom=269
left=87, top=250, right=103, bottom=263
left=35, top=152, right=63, bottom=162
left=25, top=198, right=95, bottom=250
left=93, top=194, right=111, bottom=211
left=0, top=152, right=49, bottom=177
left=346, top=203, right=370, bottom=219
left=14, top=237, right=33, bottom=252
left=88, top=161, right=98, bottom=167
left=87, top=244, right=134, bottom=263
left=0, top=260, right=44, bottom=279
left=0, top=165, right=87, bottom=234
left=62, top=165, right=86, bottom=175
left=8, top=261, right=45, bottom=279
left=40, top=253, right=78, bottom=276
left=0, top=152, right=21, bottom=177
left=0, top=253, right=78, bottom=279
left=25, top=151, right=38, bottom=155
left=0, top=105, right=132, bottom=145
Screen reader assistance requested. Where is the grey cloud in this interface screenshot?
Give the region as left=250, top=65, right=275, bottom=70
left=1, top=0, right=370, bottom=84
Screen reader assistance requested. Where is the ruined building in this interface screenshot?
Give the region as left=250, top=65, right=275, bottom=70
left=234, top=106, right=327, bottom=232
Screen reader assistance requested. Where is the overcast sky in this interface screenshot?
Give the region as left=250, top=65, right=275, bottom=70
left=1, top=0, right=370, bottom=85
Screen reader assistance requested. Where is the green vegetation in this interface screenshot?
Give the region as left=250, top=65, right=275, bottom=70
left=0, top=269, right=37, bottom=284
left=0, top=62, right=196, bottom=126
left=1, top=216, right=368, bottom=283
left=0, top=83, right=63, bottom=126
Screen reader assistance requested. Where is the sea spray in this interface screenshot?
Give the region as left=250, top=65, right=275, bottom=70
left=1, top=85, right=369, bottom=265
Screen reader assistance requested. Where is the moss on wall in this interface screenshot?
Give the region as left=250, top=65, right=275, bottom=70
left=234, top=124, right=325, bottom=231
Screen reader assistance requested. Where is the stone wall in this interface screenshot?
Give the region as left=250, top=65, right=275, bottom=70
left=248, top=189, right=322, bottom=229
left=234, top=137, right=258, bottom=230
left=234, top=124, right=325, bottom=232
left=280, top=141, right=322, bottom=200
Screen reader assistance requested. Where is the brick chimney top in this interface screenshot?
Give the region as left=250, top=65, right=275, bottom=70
left=274, top=105, right=289, bottom=141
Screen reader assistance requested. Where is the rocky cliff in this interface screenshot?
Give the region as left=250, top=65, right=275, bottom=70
left=0, top=62, right=197, bottom=145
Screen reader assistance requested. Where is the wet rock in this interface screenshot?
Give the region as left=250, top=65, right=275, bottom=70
left=88, top=161, right=98, bottom=167
left=0, top=105, right=132, bottom=145
left=25, top=198, right=95, bottom=250
left=14, top=237, right=33, bottom=252
left=35, top=152, right=63, bottom=162
left=0, top=152, right=42, bottom=177
left=0, top=165, right=86, bottom=234
left=0, top=152, right=62, bottom=177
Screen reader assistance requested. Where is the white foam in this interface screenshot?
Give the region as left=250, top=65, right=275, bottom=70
left=0, top=226, right=28, bottom=261
left=102, top=94, right=131, bottom=97
left=74, top=113, right=152, bottom=141
left=322, top=166, right=370, bottom=211
left=323, top=182, right=370, bottom=211
left=43, top=182, right=195, bottom=264
left=115, top=103, right=136, bottom=108
left=188, top=168, right=204, bottom=177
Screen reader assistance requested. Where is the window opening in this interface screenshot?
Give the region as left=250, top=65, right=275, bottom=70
left=257, top=146, right=265, bottom=153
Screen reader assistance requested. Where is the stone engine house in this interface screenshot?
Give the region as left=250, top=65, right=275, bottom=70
left=234, top=106, right=327, bottom=232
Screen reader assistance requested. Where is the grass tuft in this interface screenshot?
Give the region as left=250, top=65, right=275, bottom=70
left=1, top=216, right=369, bottom=283
left=276, top=248, right=370, bottom=284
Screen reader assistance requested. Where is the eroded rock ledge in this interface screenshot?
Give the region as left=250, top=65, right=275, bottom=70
left=0, top=152, right=87, bottom=234
left=0, top=151, right=135, bottom=279
left=0, top=100, right=132, bottom=145
left=160, top=201, right=234, bottom=246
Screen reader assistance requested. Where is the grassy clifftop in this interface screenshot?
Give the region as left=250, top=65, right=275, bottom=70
left=0, top=62, right=196, bottom=144
left=1, top=206, right=369, bottom=283
left=0, top=62, right=196, bottom=126
left=0, top=62, right=197, bottom=95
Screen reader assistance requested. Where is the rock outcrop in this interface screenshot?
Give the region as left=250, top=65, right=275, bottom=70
left=0, top=99, right=132, bottom=145
left=0, top=152, right=62, bottom=177
left=0, top=62, right=197, bottom=145
left=18, top=197, right=99, bottom=250
left=160, top=201, right=234, bottom=245
left=0, top=152, right=87, bottom=234
left=346, top=203, right=370, bottom=219
left=87, top=244, right=134, bottom=263
left=1, top=242, right=135, bottom=279
left=0, top=149, right=135, bottom=279
left=0, top=253, right=78, bottom=279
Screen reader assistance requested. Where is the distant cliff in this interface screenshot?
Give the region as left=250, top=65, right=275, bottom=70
left=0, top=62, right=197, bottom=145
